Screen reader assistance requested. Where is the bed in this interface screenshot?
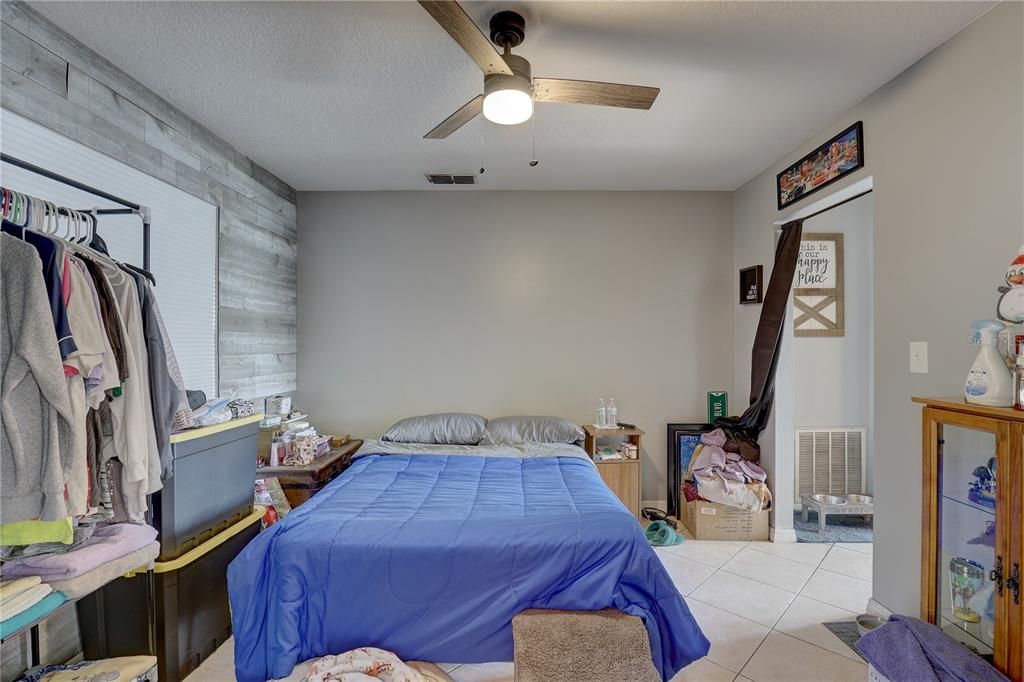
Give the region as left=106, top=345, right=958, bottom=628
left=227, top=439, right=710, bottom=682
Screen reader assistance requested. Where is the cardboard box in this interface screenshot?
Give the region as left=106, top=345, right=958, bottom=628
left=683, top=500, right=769, bottom=541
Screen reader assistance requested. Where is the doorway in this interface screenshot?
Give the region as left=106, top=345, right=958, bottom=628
left=790, top=192, right=874, bottom=543
left=768, top=179, right=875, bottom=544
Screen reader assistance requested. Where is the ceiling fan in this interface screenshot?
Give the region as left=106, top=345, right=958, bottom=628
left=418, top=1, right=661, bottom=139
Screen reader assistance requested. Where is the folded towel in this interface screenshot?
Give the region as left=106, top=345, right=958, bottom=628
left=0, top=577, right=42, bottom=601
left=0, top=592, right=65, bottom=639
left=0, top=518, right=73, bottom=546
left=0, top=584, right=52, bottom=620
left=48, top=542, right=159, bottom=599
left=645, top=521, right=684, bottom=547
left=857, top=615, right=1008, bottom=682
left=0, top=523, right=157, bottom=580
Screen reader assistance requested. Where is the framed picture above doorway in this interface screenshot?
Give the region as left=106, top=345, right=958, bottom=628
left=794, top=232, right=844, bottom=337
left=776, top=121, right=864, bottom=210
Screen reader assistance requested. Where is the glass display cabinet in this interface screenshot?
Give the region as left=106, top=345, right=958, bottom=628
left=916, top=397, right=1023, bottom=681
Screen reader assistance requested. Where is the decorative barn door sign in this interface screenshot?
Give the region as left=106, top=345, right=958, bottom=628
left=794, top=233, right=844, bottom=337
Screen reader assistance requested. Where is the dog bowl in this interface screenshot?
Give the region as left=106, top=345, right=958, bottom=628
left=856, top=614, right=885, bottom=637
left=811, top=494, right=848, bottom=505
left=844, top=494, right=874, bottom=505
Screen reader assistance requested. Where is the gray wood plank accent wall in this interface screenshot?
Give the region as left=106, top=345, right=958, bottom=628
left=0, top=1, right=297, bottom=399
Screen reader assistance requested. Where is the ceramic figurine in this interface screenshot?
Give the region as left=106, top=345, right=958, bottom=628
left=968, top=456, right=997, bottom=509
left=997, top=247, right=1024, bottom=323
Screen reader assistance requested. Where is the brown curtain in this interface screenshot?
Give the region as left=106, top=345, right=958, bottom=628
left=716, top=219, right=804, bottom=457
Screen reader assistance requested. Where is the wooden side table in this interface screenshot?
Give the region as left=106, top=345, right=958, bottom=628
left=581, top=424, right=643, bottom=518
left=257, top=439, right=362, bottom=508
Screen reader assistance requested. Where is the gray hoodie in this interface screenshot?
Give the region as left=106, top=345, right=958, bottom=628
left=1, top=234, right=74, bottom=522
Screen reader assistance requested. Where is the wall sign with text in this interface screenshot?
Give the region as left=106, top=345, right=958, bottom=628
left=794, top=233, right=844, bottom=337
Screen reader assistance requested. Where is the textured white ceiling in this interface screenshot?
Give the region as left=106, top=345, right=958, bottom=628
left=31, top=1, right=991, bottom=191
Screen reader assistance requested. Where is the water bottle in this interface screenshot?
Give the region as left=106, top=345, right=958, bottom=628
left=596, top=398, right=607, bottom=427
left=606, top=398, right=617, bottom=428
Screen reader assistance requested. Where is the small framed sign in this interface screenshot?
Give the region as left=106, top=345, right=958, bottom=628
left=739, top=265, right=763, bottom=304
left=707, top=391, right=728, bottom=422
left=794, top=233, right=844, bottom=337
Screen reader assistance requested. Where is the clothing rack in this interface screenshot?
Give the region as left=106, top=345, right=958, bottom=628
left=0, top=153, right=159, bottom=668
left=1, top=153, right=153, bottom=271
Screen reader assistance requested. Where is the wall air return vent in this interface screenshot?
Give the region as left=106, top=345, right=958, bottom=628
left=426, top=173, right=476, bottom=185
left=794, top=428, right=866, bottom=503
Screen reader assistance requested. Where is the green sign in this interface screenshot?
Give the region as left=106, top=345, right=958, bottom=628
left=707, top=391, right=728, bottom=422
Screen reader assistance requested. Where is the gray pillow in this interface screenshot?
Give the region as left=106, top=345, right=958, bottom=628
left=381, top=413, right=488, bottom=445
left=482, top=416, right=584, bottom=445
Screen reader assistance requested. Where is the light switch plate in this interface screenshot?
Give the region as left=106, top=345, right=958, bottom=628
left=910, top=341, right=928, bottom=374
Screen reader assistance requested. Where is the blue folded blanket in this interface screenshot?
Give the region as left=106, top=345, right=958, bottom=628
left=0, top=592, right=66, bottom=639
left=856, top=615, right=1008, bottom=682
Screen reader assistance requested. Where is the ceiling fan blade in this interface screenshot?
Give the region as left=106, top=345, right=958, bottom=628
left=532, top=78, right=660, bottom=110
left=418, top=1, right=513, bottom=76
left=424, top=94, right=484, bottom=139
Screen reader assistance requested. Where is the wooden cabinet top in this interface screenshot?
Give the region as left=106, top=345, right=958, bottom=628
left=581, top=424, right=645, bottom=438
left=913, top=396, right=1024, bottom=422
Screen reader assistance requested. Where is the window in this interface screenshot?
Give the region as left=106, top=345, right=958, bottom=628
left=2, top=110, right=219, bottom=396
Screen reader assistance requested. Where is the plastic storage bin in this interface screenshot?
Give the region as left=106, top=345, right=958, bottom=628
left=77, top=506, right=264, bottom=682
left=155, top=416, right=260, bottom=560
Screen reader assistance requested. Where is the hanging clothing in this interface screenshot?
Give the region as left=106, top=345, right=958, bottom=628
left=61, top=257, right=120, bottom=516
left=69, top=256, right=120, bottom=401
left=89, top=259, right=163, bottom=518
left=0, top=234, right=74, bottom=522
left=0, top=221, right=77, bottom=359
left=76, top=255, right=129, bottom=384
left=125, top=269, right=191, bottom=480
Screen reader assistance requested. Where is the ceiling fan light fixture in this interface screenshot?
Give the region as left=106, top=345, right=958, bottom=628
left=483, top=87, right=532, bottom=125
left=482, top=53, right=533, bottom=126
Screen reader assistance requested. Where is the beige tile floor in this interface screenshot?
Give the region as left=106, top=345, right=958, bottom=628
left=185, top=537, right=873, bottom=682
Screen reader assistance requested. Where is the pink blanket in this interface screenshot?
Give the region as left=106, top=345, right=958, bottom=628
left=0, top=523, right=156, bottom=580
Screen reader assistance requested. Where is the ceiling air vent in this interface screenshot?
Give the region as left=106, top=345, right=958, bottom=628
left=426, top=173, right=476, bottom=185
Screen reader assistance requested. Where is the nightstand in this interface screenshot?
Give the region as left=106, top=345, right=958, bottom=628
left=581, top=424, right=643, bottom=518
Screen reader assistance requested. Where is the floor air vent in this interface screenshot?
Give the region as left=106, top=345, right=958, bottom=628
left=426, top=173, right=476, bottom=185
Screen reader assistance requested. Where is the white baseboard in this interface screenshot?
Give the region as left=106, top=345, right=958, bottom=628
left=769, top=527, right=798, bottom=543
left=641, top=499, right=667, bottom=512
left=866, top=597, right=892, bottom=618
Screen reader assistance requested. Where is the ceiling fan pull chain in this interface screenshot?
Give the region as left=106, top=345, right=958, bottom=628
left=479, top=116, right=486, bottom=175
left=529, top=111, right=539, bottom=167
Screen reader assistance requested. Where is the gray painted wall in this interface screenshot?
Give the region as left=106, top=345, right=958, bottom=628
left=733, top=2, right=1022, bottom=614
left=297, top=191, right=734, bottom=501
left=794, top=194, right=874, bottom=492
left=0, top=1, right=297, bottom=399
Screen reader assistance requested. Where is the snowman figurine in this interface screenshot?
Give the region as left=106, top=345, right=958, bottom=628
left=997, top=247, right=1024, bottom=323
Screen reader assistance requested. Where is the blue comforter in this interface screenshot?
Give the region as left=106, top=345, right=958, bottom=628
left=228, top=448, right=709, bottom=681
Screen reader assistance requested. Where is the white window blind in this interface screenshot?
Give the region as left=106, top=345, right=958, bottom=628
left=1, top=110, right=218, bottom=396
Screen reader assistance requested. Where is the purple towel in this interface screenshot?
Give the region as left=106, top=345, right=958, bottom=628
left=856, top=615, right=1007, bottom=682
left=0, top=523, right=157, bottom=580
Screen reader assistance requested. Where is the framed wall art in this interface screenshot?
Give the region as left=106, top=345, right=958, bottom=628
left=777, top=121, right=864, bottom=210
left=794, top=233, right=844, bottom=337
left=739, top=265, right=763, bottom=304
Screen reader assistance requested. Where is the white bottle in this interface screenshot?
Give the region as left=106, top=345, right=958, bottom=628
left=966, top=320, right=1013, bottom=406
left=606, top=398, right=618, bottom=428
left=596, top=399, right=607, bottom=428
